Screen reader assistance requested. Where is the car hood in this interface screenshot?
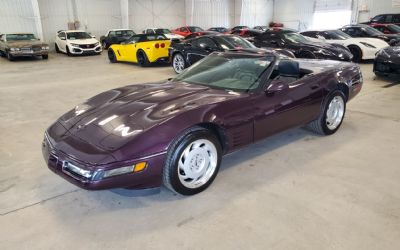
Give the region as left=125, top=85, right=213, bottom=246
left=350, top=37, right=389, bottom=48
left=67, top=38, right=99, bottom=44
left=57, top=81, right=240, bottom=152
left=378, top=46, right=400, bottom=60
left=165, top=33, right=184, bottom=39
left=6, top=40, right=47, bottom=47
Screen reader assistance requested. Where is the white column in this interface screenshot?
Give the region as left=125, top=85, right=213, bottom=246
left=121, top=0, right=129, bottom=28
left=30, top=0, right=43, bottom=40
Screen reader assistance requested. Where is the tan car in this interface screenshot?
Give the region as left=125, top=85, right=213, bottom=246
left=0, top=33, right=49, bottom=61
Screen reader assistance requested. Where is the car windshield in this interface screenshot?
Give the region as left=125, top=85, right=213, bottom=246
left=113, top=30, right=135, bottom=37
left=67, top=32, right=92, bottom=40
left=387, top=24, right=400, bottom=33
left=283, top=33, right=309, bottom=43
left=324, top=30, right=352, bottom=40
left=172, top=54, right=274, bottom=92
left=214, top=36, right=255, bottom=50
left=362, top=26, right=383, bottom=36
left=6, top=34, right=36, bottom=41
left=188, top=27, right=204, bottom=32
left=155, top=29, right=171, bottom=34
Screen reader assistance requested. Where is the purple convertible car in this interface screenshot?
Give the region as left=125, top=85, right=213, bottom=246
left=42, top=48, right=363, bottom=195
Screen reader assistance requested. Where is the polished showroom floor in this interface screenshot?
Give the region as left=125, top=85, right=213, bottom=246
left=0, top=53, right=399, bottom=249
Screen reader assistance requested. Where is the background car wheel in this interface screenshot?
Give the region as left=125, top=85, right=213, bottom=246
left=137, top=50, right=150, bottom=67
left=108, top=49, right=117, bottom=63
left=0, top=50, right=5, bottom=57
left=163, top=127, right=222, bottom=195
left=55, top=43, right=60, bottom=53
left=298, top=50, right=315, bottom=59
left=348, top=45, right=362, bottom=63
left=42, top=55, right=48, bottom=60
left=172, top=53, right=186, bottom=74
left=307, top=90, right=346, bottom=135
left=66, top=46, right=72, bottom=56
left=102, top=41, right=108, bottom=49
left=7, top=52, right=14, bottom=61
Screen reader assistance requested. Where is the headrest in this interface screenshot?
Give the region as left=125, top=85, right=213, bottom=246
left=278, top=60, right=300, bottom=77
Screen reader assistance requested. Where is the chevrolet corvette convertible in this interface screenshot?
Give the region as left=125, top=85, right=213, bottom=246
left=42, top=49, right=363, bottom=195
left=108, top=34, right=170, bottom=66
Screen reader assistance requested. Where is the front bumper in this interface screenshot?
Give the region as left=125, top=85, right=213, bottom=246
left=9, top=49, right=48, bottom=57
left=362, top=47, right=380, bottom=60
left=42, top=133, right=166, bottom=190
left=373, top=57, right=400, bottom=76
left=69, top=45, right=102, bottom=55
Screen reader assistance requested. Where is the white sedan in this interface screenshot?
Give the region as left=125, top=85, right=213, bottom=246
left=55, top=30, right=102, bottom=56
left=143, top=28, right=184, bottom=40
left=301, top=30, right=389, bottom=62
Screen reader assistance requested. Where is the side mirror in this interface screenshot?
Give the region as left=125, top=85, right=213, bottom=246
left=266, top=80, right=289, bottom=94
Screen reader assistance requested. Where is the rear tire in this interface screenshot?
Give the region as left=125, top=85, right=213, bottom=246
left=307, top=90, right=346, bottom=135
left=348, top=45, right=362, bottom=63
left=137, top=50, right=150, bottom=67
left=163, top=127, right=222, bottom=195
left=108, top=49, right=117, bottom=63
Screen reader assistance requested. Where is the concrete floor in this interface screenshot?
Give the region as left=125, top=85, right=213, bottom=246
left=0, top=53, right=399, bottom=250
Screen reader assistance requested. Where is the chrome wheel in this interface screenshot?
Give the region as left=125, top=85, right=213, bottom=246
left=173, top=54, right=185, bottom=73
left=326, top=96, right=344, bottom=130
left=178, top=139, right=218, bottom=189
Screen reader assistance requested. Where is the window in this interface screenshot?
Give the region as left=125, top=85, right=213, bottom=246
left=6, top=34, right=36, bottom=41
left=193, top=38, right=218, bottom=49
left=371, top=15, right=385, bottom=23
left=393, top=15, right=400, bottom=23
left=66, top=32, right=91, bottom=40
left=146, top=29, right=155, bottom=34
left=384, top=15, right=393, bottom=23
left=180, top=27, right=187, bottom=32
left=301, top=31, right=318, bottom=38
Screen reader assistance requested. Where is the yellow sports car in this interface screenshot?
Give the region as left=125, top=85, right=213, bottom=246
left=108, top=34, right=171, bottom=66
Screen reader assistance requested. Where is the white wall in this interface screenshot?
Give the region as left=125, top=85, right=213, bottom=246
left=129, top=0, right=186, bottom=33
left=0, top=0, right=37, bottom=34
left=356, top=0, right=400, bottom=22
left=273, top=0, right=315, bottom=31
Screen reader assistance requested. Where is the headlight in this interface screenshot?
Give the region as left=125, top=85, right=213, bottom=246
left=74, top=103, right=91, bottom=116
left=317, top=49, right=333, bottom=56
left=10, top=47, right=20, bottom=51
left=94, top=42, right=99, bottom=46
left=103, top=162, right=147, bottom=178
left=70, top=43, right=79, bottom=47
left=42, top=46, right=50, bottom=50
left=360, top=42, right=376, bottom=48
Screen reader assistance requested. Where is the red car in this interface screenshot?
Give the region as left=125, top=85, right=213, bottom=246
left=368, top=23, right=400, bottom=34
left=172, top=26, right=204, bottom=37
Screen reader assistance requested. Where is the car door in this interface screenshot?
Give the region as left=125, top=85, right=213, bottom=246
left=186, top=37, right=218, bottom=65
left=119, top=35, right=141, bottom=62
left=252, top=64, right=323, bottom=140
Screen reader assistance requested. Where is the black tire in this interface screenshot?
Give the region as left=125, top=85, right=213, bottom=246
left=108, top=49, right=117, bottom=63
left=137, top=50, right=150, bottom=67
left=42, top=54, right=48, bottom=60
left=172, top=53, right=186, bottom=74
left=348, top=45, right=362, bottom=63
left=7, top=52, right=14, bottom=61
left=163, top=127, right=222, bottom=195
left=55, top=43, right=60, bottom=53
left=0, top=50, right=5, bottom=57
left=298, top=50, right=316, bottom=59
left=307, top=90, right=346, bottom=135
left=66, top=46, right=72, bottom=56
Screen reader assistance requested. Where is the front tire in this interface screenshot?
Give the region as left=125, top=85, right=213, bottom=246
left=348, top=45, right=362, bottom=63
left=55, top=43, right=60, bottom=53
left=137, top=50, right=150, bottom=67
left=307, top=90, right=346, bottom=135
left=42, top=54, right=48, bottom=60
left=163, top=127, right=222, bottom=195
left=66, top=46, right=72, bottom=56
left=7, top=52, right=14, bottom=61
left=172, top=53, right=186, bottom=73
